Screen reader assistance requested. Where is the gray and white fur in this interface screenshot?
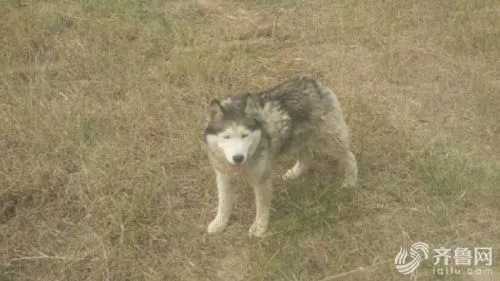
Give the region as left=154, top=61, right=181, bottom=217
left=203, top=76, right=357, bottom=237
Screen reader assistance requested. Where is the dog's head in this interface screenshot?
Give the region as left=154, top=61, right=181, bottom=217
left=203, top=94, right=262, bottom=173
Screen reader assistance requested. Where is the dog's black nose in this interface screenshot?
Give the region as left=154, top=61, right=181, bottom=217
left=232, top=154, right=244, bottom=164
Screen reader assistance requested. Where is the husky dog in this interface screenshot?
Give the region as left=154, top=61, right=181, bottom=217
left=203, top=76, right=357, bottom=237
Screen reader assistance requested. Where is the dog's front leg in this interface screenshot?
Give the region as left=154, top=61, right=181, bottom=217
left=249, top=178, right=272, bottom=237
left=207, top=171, right=234, bottom=234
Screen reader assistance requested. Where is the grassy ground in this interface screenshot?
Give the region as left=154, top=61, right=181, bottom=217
left=1, top=0, right=499, bottom=280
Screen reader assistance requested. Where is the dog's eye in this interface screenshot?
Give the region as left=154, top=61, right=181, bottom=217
left=241, top=134, right=248, bottom=138
left=223, top=135, right=230, bottom=139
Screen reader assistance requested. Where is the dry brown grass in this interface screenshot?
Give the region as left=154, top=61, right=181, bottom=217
left=1, top=0, right=499, bottom=280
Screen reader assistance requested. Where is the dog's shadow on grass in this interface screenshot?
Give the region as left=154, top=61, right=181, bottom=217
left=271, top=155, right=363, bottom=236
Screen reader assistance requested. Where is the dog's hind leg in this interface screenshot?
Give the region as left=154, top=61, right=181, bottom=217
left=282, top=149, right=311, bottom=181
left=320, top=115, right=358, bottom=188
left=338, top=149, right=358, bottom=188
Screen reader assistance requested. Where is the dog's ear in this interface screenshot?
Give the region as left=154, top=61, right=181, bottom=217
left=209, top=99, right=224, bottom=121
left=244, top=94, right=259, bottom=114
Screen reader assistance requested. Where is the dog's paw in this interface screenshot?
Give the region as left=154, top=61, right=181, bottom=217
left=282, top=161, right=308, bottom=181
left=341, top=173, right=357, bottom=188
left=207, top=219, right=227, bottom=234
left=248, top=221, right=267, bottom=237
left=282, top=168, right=300, bottom=181
left=341, top=178, right=357, bottom=189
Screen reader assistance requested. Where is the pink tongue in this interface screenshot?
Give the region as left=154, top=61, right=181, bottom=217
left=232, top=164, right=246, bottom=173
